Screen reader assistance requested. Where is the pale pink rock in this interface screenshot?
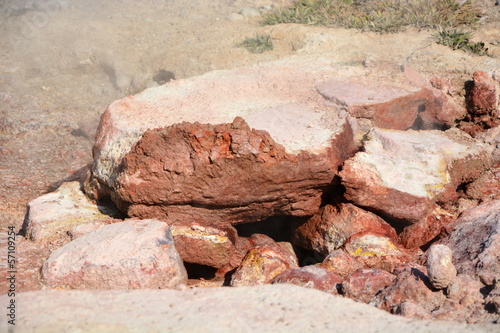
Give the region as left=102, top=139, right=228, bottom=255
left=272, top=265, right=343, bottom=295
left=89, top=58, right=358, bottom=224
left=41, top=219, right=187, bottom=289
left=441, top=200, right=500, bottom=285
left=340, top=128, right=492, bottom=225
left=426, top=244, right=456, bottom=290
left=341, top=268, right=395, bottom=303
left=294, top=203, right=397, bottom=256
left=230, top=243, right=298, bottom=287
left=23, top=181, right=118, bottom=243
left=170, top=221, right=237, bottom=268
left=320, top=249, right=363, bottom=278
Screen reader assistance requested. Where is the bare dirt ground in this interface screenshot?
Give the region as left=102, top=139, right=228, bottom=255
left=0, top=0, right=499, bottom=307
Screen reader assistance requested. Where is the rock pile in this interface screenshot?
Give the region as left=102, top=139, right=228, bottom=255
left=23, top=57, right=500, bottom=324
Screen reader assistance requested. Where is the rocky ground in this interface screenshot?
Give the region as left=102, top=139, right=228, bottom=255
left=1, top=0, right=500, bottom=332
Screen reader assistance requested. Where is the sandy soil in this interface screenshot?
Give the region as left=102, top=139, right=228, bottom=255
left=0, top=0, right=499, bottom=304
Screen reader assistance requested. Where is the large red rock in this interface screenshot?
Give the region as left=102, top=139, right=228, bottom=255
left=170, top=221, right=237, bottom=269
left=466, top=165, right=500, bottom=203
left=294, top=203, right=397, bottom=256
left=41, top=219, right=187, bottom=289
left=340, top=128, right=492, bottom=225
left=272, top=265, right=343, bottom=295
left=441, top=200, right=500, bottom=285
left=88, top=58, right=359, bottom=224
left=230, top=243, right=298, bottom=287
left=341, top=268, right=395, bottom=303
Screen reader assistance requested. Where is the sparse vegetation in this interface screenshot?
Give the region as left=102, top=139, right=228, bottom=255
left=262, top=0, right=480, bottom=33
left=435, top=28, right=489, bottom=56
left=239, top=34, right=274, bottom=53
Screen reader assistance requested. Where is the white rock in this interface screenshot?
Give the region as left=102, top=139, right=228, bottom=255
left=427, top=244, right=457, bottom=290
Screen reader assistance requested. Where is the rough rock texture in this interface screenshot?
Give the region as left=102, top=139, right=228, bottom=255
left=170, top=221, right=237, bottom=268
left=441, top=200, right=500, bottom=285
left=341, top=268, right=395, bottom=303
left=340, top=128, right=492, bottom=225
left=485, top=279, right=500, bottom=314
left=23, top=181, right=119, bottom=242
left=4, top=285, right=498, bottom=333
left=426, top=244, right=457, bottom=290
left=230, top=243, right=298, bottom=287
left=272, top=265, right=342, bottom=295
left=398, top=205, right=456, bottom=249
left=372, top=264, right=443, bottom=316
left=294, top=203, right=397, bottom=256
left=41, top=219, right=187, bottom=289
left=89, top=58, right=359, bottom=224
left=466, top=165, right=500, bottom=203
left=462, top=71, right=500, bottom=136
left=320, top=249, right=363, bottom=277
left=343, top=232, right=413, bottom=272
left=316, top=77, right=463, bottom=131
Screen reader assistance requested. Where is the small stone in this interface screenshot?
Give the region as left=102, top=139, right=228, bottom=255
left=320, top=249, right=363, bottom=278
left=341, top=268, right=395, bottom=303
left=426, top=244, right=457, bottom=290
left=240, top=7, right=261, bottom=19
left=272, top=265, right=342, bottom=295
left=227, top=13, right=244, bottom=21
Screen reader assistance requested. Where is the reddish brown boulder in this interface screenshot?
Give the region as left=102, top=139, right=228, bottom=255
left=343, top=232, right=413, bottom=273
left=230, top=243, right=298, bottom=287
left=272, top=265, right=343, bottom=295
left=466, top=165, right=500, bottom=203
left=340, top=128, right=492, bottom=225
left=170, top=221, right=237, bottom=269
left=398, top=205, right=455, bottom=249
left=109, top=117, right=355, bottom=224
left=215, top=237, right=252, bottom=278
left=89, top=58, right=358, bottom=224
left=341, top=268, right=395, bottom=303
left=441, top=200, right=500, bottom=285
left=294, top=203, right=397, bottom=256
left=320, top=249, right=363, bottom=278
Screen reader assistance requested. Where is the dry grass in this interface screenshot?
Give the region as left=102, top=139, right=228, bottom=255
left=262, top=0, right=480, bottom=33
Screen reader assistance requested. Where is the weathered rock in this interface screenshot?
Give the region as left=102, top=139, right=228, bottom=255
left=341, top=268, right=395, bottom=303
left=320, top=249, right=363, bottom=277
left=41, top=219, right=187, bottom=289
left=466, top=165, right=500, bottom=203
left=426, top=244, right=457, bottom=290
left=170, top=221, right=237, bottom=268
left=467, top=71, right=498, bottom=116
left=272, top=265, right=343, bottom=295
left=485, top=279, right=500, bottom=314
left=230, top=243, right=298, bottom=287
left=398, top=205, right=455, bottom=249
left=23, top=181, right=118, bottom=243
left=340, top=128, right=492, bottom=225
left=394, top=301, right=432, bottom=320
left=372, top=263, right=443, bottom=315
left=316, top=77, right=464, bottom=131
left=89, top=58, right=358, bottom=224
left=294, top=203, right=397, bottom=256
left=215, top=236, right=252, bottom=278
left=441, top=200, right=500, bottom=285
left=343, top=232, right=412, bottom=272
left=461, top=71, right=500, bottom=136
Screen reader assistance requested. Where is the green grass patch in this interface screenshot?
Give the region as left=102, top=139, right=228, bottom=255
left=239, top=34, right=274, bottom=53
left=262, top=0, right=480, bottom=33
left=435, top=28, right=489, bottom=55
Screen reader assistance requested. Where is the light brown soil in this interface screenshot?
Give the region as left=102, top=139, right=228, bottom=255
left=0, top=0, right=499, bottom=297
